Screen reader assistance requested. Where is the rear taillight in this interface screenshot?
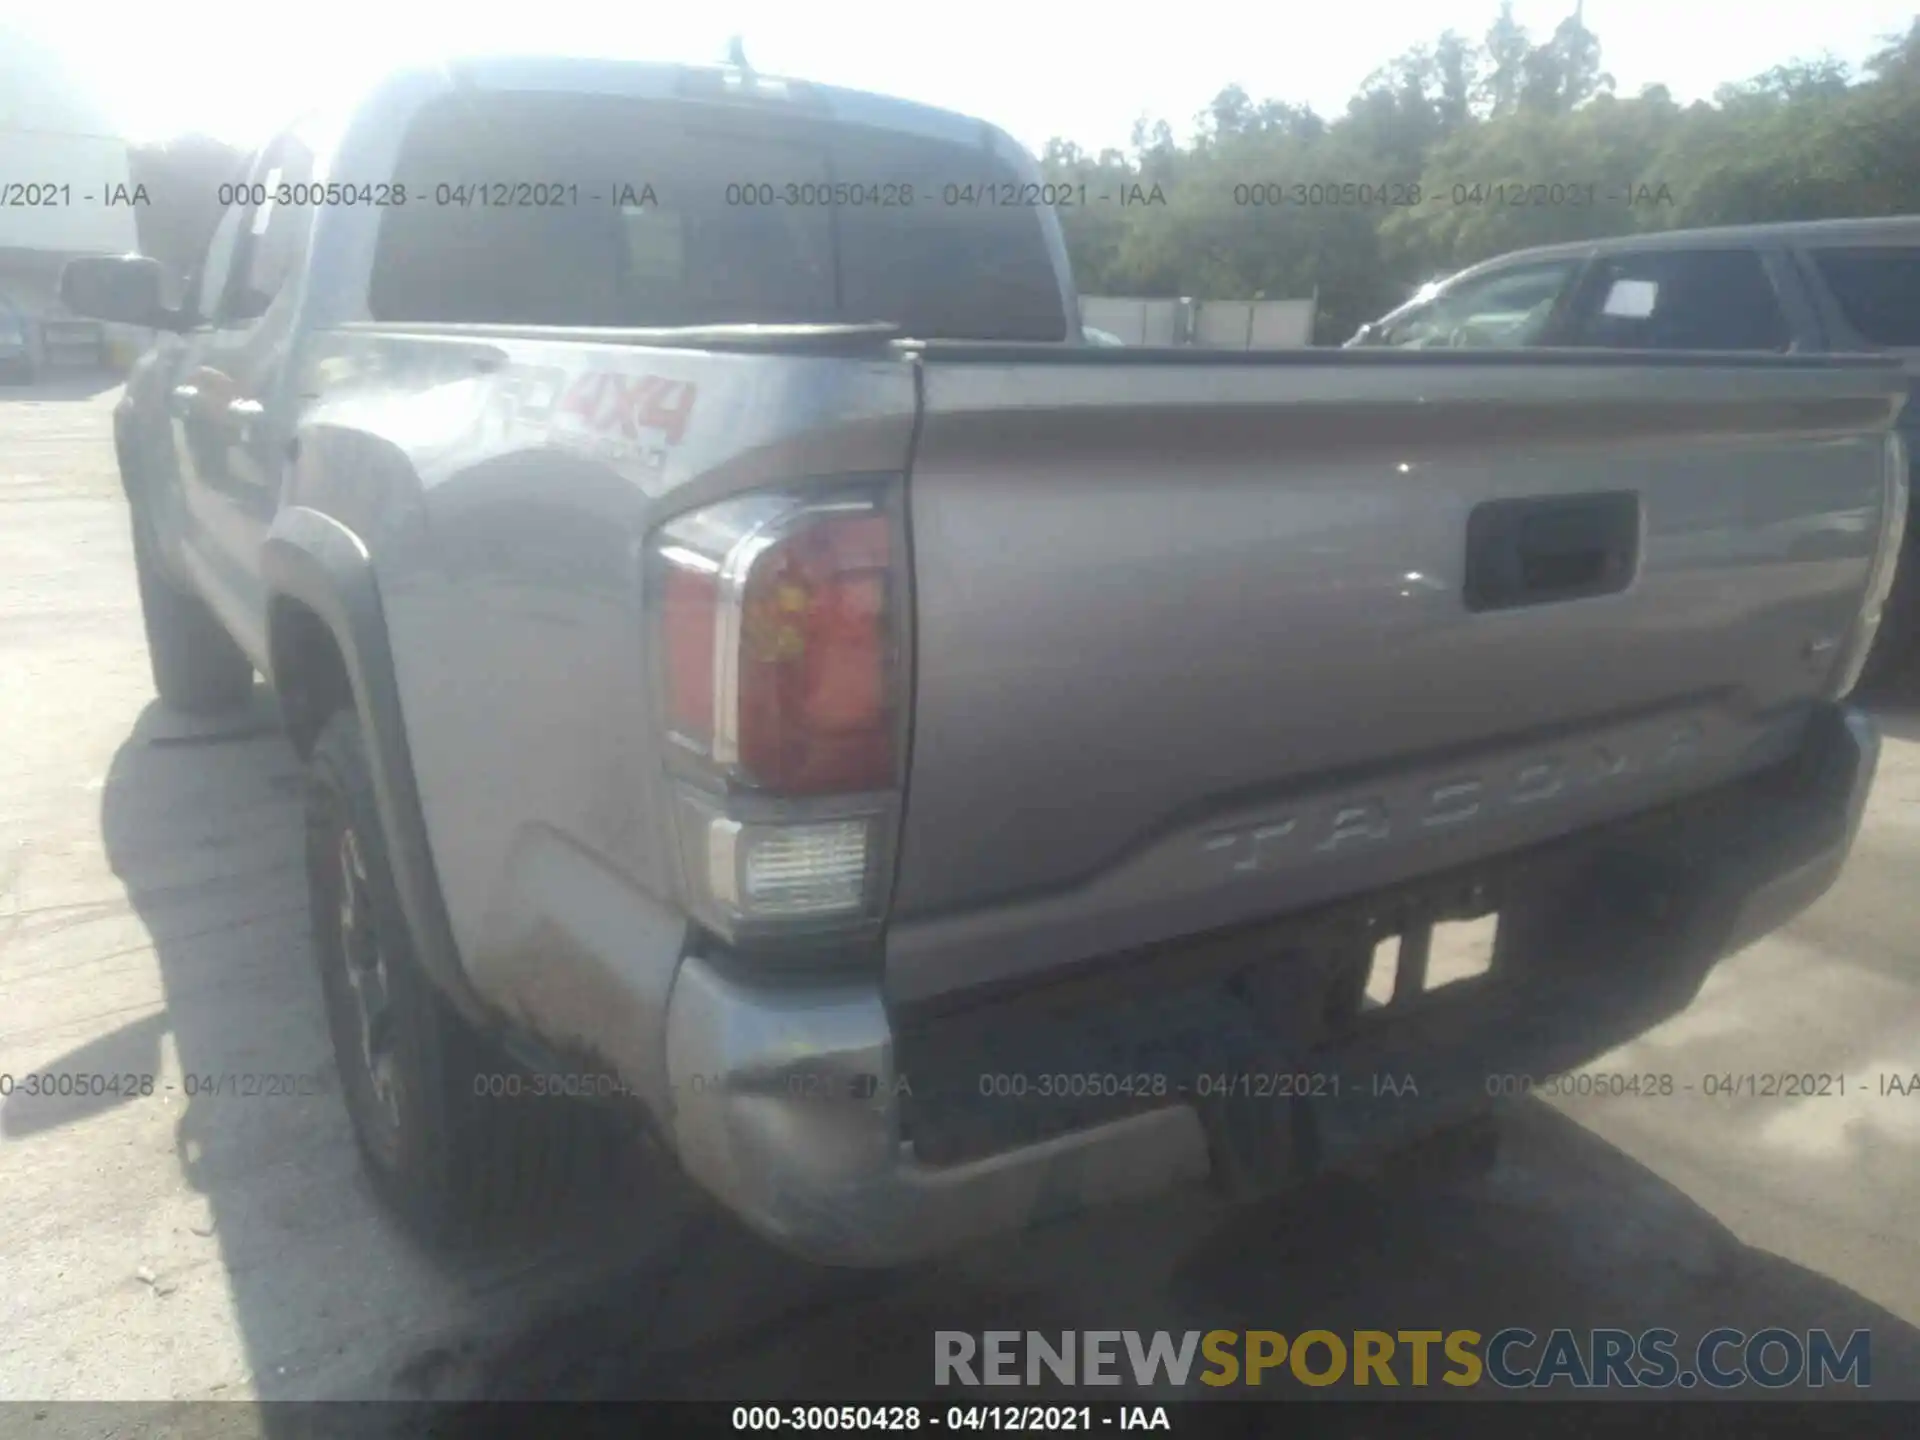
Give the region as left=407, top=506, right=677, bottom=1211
left=648, top=485, right=904, bottom=944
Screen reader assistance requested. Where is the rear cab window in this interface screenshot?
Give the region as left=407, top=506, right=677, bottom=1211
left=1809, top=247, right=1920, bottom=348
left=1560, top=248, right=1791, bottom=351
left=367, top=90, right=1068, bottom=341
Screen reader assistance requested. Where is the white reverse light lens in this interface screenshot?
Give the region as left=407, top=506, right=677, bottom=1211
left=697, top=809, right=871, bottom=924
left=741, top=821, right=869, bottom=917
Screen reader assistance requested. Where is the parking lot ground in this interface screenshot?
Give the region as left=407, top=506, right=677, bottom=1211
left=4, top=381, right=1920, bottom=1424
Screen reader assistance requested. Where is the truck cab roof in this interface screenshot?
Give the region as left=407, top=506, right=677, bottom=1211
left=423, top=55, right=1008, bottom=149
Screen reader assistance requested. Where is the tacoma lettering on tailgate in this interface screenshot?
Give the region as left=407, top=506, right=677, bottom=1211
left=1203, top=721, right=1704, bottom=877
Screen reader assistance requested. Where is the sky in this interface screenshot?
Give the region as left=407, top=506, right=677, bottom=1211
left=5, top=1, right=1918, bottom=154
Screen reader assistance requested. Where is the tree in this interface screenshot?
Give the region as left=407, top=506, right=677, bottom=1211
left=1480, top=2, right=1531, bottom=117
left=1038, top=2, right=1920, bottom=339
left=1433, top=31, right=1480, bottom=134
left=1518, top=3, right=1614, bottom=114
left=1720, top=57, right=1850, bottom=106
left=1865, top=17, right=1920, bottom=79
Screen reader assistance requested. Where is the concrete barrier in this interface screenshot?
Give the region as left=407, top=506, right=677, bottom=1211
left=1081, top=295, right=1317, bottom=347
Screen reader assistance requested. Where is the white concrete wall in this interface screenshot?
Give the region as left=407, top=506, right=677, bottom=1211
left=1082, top=295, right=1316, bottom=347
left=1191, top=298, right=1316, bottom=348
left=0, top=131, right=139, bottom=255
left=1080, top=296, right=1187, bottom=346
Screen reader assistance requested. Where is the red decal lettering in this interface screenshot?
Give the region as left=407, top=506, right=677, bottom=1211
left=611, top=375, right=666, bottom=440
left=557, top=371, right=608, bottom=423
left=554, top=371, right=696, bottom=445
left=641, top=380, right=697, bottom=444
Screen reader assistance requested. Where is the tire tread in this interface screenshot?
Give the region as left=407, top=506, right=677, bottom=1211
left=307, top=710, right=629, bottom=1251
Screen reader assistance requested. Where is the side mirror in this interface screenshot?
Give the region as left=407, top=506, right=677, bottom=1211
left=59, top=255, right=182, bottom=329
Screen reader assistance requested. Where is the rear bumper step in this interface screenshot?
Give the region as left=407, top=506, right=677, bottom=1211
left=661, top=704, right=1877, bottom=1266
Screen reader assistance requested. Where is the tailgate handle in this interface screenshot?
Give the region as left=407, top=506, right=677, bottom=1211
left=1464, top=491, right=1640, bottom=612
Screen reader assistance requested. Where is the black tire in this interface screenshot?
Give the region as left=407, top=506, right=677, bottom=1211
left=305, top=710, right=626, bottom=1248
left=1429, top=1107, right=1503, bottom=1177
left=1387, top=1106, right=1503, bottom=1183
left=129, top=502, right=254, bottom=715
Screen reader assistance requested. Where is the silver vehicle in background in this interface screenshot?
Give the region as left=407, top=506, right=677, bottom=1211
left=1346, top=217, right=1920, bottom=682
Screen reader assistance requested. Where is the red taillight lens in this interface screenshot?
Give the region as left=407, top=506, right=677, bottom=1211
left=651, top=487, right=901, bottom=940
left=737, top=514, right=893, bottom=793
left=660, top=551, right=719, bottom=751
left=653, top=493, right=897, bottom=796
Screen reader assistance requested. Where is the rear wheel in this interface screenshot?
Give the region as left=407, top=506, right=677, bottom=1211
left=1422, top=1107, right=1503, bottom=1177
left=128, top=501, right=253, bottom=715
left=1364, top=1106, right=1503, bottom=1186
left=305, top=710, right=627, bottom=1248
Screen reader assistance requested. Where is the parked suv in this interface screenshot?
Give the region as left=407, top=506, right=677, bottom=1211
left=1348, top=218, right=1920, bottom=681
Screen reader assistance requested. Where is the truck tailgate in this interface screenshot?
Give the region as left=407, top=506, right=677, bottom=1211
left=888, top=350, right=1906, bottom=1008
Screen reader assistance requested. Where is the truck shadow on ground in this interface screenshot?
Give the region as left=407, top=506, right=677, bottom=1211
left=437, top=1097, right=1920, bottom=1406
left=66, top=690, right=859, bottom=1410
left=24, top=689, right=1917, bottom=1417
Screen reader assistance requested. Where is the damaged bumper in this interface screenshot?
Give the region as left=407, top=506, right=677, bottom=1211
left=659, top=704, right=1878, bottom=1267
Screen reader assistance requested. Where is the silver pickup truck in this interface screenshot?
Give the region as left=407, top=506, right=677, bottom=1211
left=64, top=58, right=1909, bottom=1267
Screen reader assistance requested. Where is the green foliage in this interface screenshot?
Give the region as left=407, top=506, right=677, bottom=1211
left=1038, top=7, right=1920, bottom=341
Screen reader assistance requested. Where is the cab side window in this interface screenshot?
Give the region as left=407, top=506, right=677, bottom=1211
left=1561, top=249, right=1791, bottom=351
left=1378, top=261, right=1581, bottom=349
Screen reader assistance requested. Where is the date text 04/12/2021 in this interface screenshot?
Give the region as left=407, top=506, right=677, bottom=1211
left=1226, top=180, right=1676, bottom=208
left=0, top=1071, right=324, bottom=1099
left=473, top=1068, right=1920, bottom=1107
left=730, top=1407, right=1171, bottom=1432
left=1484, top=1071, right=1920, bottom=1098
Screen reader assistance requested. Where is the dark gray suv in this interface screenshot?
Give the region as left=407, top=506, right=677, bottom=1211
left=1350, top=217, right=1920, bottom=680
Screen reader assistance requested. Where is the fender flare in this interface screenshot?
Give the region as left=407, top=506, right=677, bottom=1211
left=261, top=506, right=492, bottom=1029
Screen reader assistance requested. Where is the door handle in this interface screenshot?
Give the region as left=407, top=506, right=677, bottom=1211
left=227, top=399, right=265, bottom=420
left=1464, top=492, right=1641, bottom=612
left=167, top=384, right=199, bottom=417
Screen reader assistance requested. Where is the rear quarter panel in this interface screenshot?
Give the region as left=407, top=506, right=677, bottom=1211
left=289, top=331, right=917, bottom=1067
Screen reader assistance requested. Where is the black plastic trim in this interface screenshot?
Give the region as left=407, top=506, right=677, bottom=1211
left=260, top=506, right=494, bottom=1030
